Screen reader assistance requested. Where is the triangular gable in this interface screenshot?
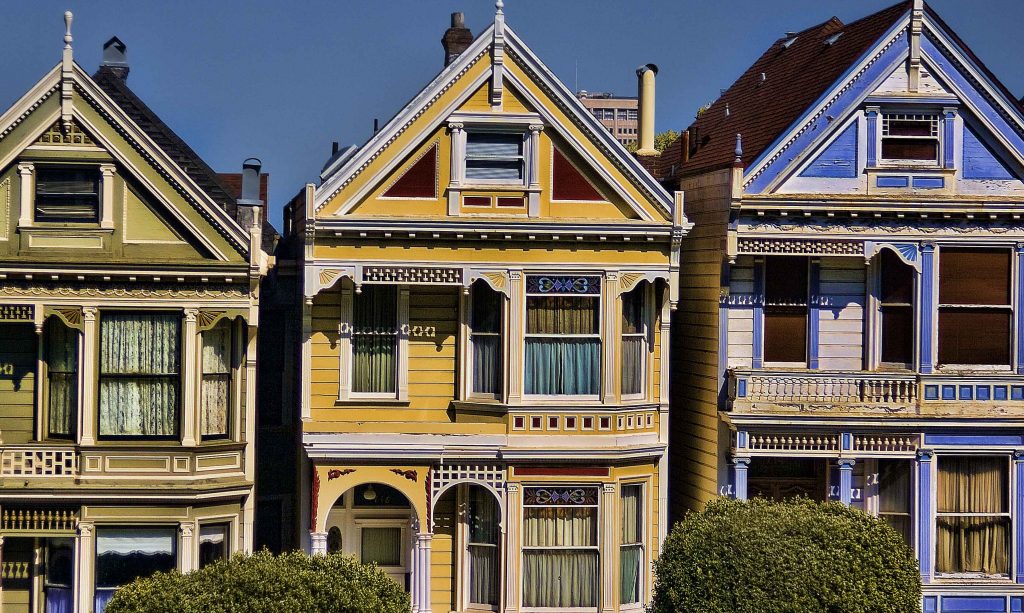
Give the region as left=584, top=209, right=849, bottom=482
left=798, top=121, right=858, bottom=178
left=962, top=123, right=1016, bottom=180
left=552, top=146, right=604, bottom=201
left=381, top=144, right=437, bottom=199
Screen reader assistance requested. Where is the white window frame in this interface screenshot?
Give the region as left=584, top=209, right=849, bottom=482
left=619, top=482, right=646, bottom=610
left=337, top=282, right=410, bottom=402
left=879, top=112, right=942, bottom=167
left=457, top=485, right=502, bottom=612
left=620, top=282, right=652, bottom=401
left=463, top=130, right=528, bottom=186
left=861, top=458, right=915, bottom=547
left=467, top=281, right=506, bottom=402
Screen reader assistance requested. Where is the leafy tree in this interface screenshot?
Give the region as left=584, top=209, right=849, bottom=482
left=625, top=129, right=679, bottom=153
left=105, top=550, right=409, bottom=613
left=651, top=497, right=921, bottom=613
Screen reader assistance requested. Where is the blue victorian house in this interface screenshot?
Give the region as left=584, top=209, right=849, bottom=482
left=660, top=1, right=1024, bottom=610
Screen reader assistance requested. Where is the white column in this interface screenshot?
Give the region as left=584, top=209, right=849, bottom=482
left=504, top=483, right=521, bottom=613
left=99, top=164, right=116, bottom=229
left=181, top=309, right=198, bottom=446
left=179, top=522, right=196, bottom=573
left=414, top=532, right=433, bottom=613
left=77, top=522, right=95, bottom=612
left=79, top=308, right=97, bottom=446
left=506, top=272, right=524, bottom=404
left=398, top=287, right=410, bottom=402
left=17, top=162, right=33, bottom=228
left=526, top=125, right=543, bottom=217
left=0, top=535, right=5, bottom=608
left=310, top=531, right=327, bottom=555
left=600, top=483, right=616, bottom=613
left=602, top=273, right=620, bottom=404
left=448, top=122, right=465, bottom=216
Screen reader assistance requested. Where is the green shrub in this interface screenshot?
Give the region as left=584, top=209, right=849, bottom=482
left=105, top=550, right=409, bottom=613
left=651, top=497, right=921, bottom=613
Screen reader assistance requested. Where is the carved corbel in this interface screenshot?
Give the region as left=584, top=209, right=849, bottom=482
left=466, top=269, right=511, bottom=297
left=304, top=265, right=356, bottom=299
left=43, top=306, right=85, bottom=331
left=864, top=241, right=922, bottom=272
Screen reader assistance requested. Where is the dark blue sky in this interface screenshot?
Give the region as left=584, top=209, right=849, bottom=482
left=4, top=1, right=1023, bottom=230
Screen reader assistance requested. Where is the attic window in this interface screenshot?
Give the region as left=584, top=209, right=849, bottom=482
left=881, top=113, right=940, bottom=165
left=34, top=167, right=100, bottom=223
left=465, top=132, right=525, bottom=183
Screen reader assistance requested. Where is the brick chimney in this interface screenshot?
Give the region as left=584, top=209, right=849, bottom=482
left=101, top=36, right=129, bottom=80
left=441, top=12, right=473, bottom=67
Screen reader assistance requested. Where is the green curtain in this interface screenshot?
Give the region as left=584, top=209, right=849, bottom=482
left=98, top=312, right=179, bottom=437
left=361, top=527, right=401, bottom=566
left=200, top=321, right=231, bottom=437
left=525, top=339, right=600, bottom=395
left=936, top=456, right=1009, bottom=574
left=621, top=287, right=646, bottom=396
left=468, top=487, right=500, bottom=604
left=620, top=485, right=643, bottom=604
left=45, top=320, right=78, bottom=437
left=523, top=507, right=598, bottom=607
left=352, top=286, right=397, bottom=394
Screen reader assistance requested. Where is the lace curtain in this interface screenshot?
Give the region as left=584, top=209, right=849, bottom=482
left=352, top=286, right=397, bottom=394
left=525, top=296, right=600, bottom=395
left=45, top=320, right=78, bottom=437
left=99, top=312, right=180, bottom=437
left=936, top=456, right=1009, bottom=575
left=522, top=507, right=598, bottom=608
left=201, top=321, right=232, bottom=437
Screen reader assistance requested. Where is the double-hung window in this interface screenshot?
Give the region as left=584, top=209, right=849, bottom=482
left=881, top=113, right=940, bottom=165
left=621, top=284, right=647, bottom=397
left=34, top=166, right=100, bottom=223
left=200, top=320, right=233, bottom=438
left=44, top=318, right=78, bottom=438
left=525, top=275, right=601, bottom=396
left=198, top=524, right=230, bottom=569
left=465, top=132, right=525, bottom=183
left=878, top=250, right=915, bottom=367
left=875, top=460, right=913, bottom=544
left=98, top=312, right=181, bottom=438
left=938, top=248, right=1012, bottom=367
left=467, top=487, right=501, bottom=607
left=352, top=285, right=399, bottom=395
left=936, top=456, right=1010, bottom=576
left=522, top=486, right=599, bottom=609
left=470, top=281, right=503, bottom=398
left=763, top=256, right=809, bottom=364
left=620, top=484, right=644, bottom=606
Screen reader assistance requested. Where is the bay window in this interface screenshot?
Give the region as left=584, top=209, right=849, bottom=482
left=763, top=256, right=808, bottom=364
left=525, top=275, right=601, bottom=396
left=620, top=484, right=644, bottom=606
left=198, top=524, right=230, bottom=568
left=522, top=486, right=599, bottom=609
left=938, top=248, right=1011, bottom=367
left=471, top=281, right=503, bottom=397
left=621, top=285, right=647, bottom=397
left=44, top=318, right=78, bottom=438
left=878, top=250, right=915, bottom=367
left=200, top=320, right=233, bottom=438
left=467, top=487, right=500, bottom=607
left=95, top=527, right=177, bottom=613
left=352, top=286, right=398, bottom=395
left=465, top=132, right=525, bottom=183
left=98, top=312, right=180, bottom=438
left=936, top=456, right=1010, bottom=576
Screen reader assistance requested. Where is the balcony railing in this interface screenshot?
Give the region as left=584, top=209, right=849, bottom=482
left=0, top=447, right=79, bottom=477
left=731, top=370, right=918, bottom=406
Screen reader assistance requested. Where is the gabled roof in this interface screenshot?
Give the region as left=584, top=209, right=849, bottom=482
left=659, top=1, right=911, bottom=180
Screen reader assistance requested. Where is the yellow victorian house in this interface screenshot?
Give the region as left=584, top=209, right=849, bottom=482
left=280, top=5, right=686, bottom=612
left=0, top=15, right=270, bottom=613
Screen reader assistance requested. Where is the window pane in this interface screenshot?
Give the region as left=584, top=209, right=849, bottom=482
left=622, top=336, right=644, bottom=395
left=95, top=528, right=176, bottom=607
left=938, top=456, right=1008, bottom=514
left=764, top=257, right=807, bottom=305
left=939, top=249, right=1010, bottom=306
left=881, top=139, right=938, bottom=161
left=352, top=286, right=397, bottom=394
left=880, top=306, right=913, bottom=364
left=45, top=538, right=75, bottom=612
left=887, top=119, right=935, bottom=137
left=46, top=320, right=78, bottom=437
left=35, top=167, right=100, bottom=223
left=468, top=488, right=500, bottom=605
left=764, top=307, right=807, bottom=363
left=523, top=550, right=598, bottom=608
left=622, top=286, right=645, bottom=335
left=465, top=159, right=523, bottom=181
left=938, top=309, right=1010, bottom=365
left=472, top=283, right=501, bottom=333
left=523, top=507, right=597, bottom=546
left=198, top=525, right=229, bottom=569
left=361, top=527, right=401, bottom=566
left=471, top=282, right=502, bottom=396
left=879, top=250, right=914, bottom=304
left=620, top=486, right=644, bottom=604
left=201, top=321, right=231, bottom=437
left=465, top=133, right=523, bottom=157
left=99, top=312, right=180, bottom=437
left=526, top=296, right=599, bottom=335
left=936, top=516, right=1010, bottom=575
left=877, top=460, right=912, bottom=544
left=525, top=338, right=600, bottom=395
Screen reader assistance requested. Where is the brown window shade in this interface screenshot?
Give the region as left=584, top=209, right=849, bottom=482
left=881, top=139, right=938, bottom=162
left=552, top=147, right=604, bottom=201
left=939, top=248, right=1011, bottom=306
left=764, top=307, right=807, bottom=363
left=382, top=144, right=437, bottom=198
left=938, top=309, right=1011, bottom=365
left=765, top=257, right=808, bottom=305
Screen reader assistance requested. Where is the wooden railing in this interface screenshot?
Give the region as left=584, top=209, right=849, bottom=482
left=0, top=447, right=78, bottom=477
left=730, top=370, right=918, bottom=406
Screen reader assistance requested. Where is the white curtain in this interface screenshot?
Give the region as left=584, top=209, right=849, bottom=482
left=201, top=321, right=232, bottom=437
left=523, top=507, right=598, bottom=608
left=99, top=312, right=180, bottom=437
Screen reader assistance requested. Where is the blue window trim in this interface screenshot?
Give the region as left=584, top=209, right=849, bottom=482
left=752, top=259, right=764, bottom=369
left=919, top=244, right=935, bottom=373
left=808, top=259, right=820, bottom=370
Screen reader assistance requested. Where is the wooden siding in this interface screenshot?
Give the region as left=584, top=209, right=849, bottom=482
left=0, top=323, right=36, bottom=444
left=727, top=259, right=755, bottom=369
left=818, top=257, right=865, bottom=370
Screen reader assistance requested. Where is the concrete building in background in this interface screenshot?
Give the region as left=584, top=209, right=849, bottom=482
left=577, top=91, right=639, bottom=148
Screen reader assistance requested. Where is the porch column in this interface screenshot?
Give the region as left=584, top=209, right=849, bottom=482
left=77, top=522, right=95, bottom=611
left=917, top=450, right=934, bottom=583
left=1015, top=451, right=1024, bottom=583
left=599, top=483, right=616, bottom=613
left=0, top=535, right=5, bottom=608
left=732, top=457, right=750, bottom=500
left=837, top=459, right=855, bottom=506
left=504, top=483, right=521, bottom=613
left=79, top=308, right=97, bottom=446
left=181, top=309, right=199, bottom=446
left=310, top=531, right=327, bottom=555
left=918, top=244, right=935, bottom=374
left=413, top=532, right=433, bottom=613
left=179, top=522, right=197, bottom=573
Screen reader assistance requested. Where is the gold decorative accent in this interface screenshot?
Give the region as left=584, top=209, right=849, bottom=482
left=1, top=508, right=79, bottom=533
left=0, top=304, right=34, bottom=322
left=44, top=306, right=84, bottom=331
left=618, top=272, right=646, bottom=293
left=0, top=282, right=247, bottom=299
left=320, top=269, right=341, bottom=286
left=482, top=272, right=507, bottom=291
left=35, top=118, right=94, bottom=146
left=197, top=310, right=226, bottom=330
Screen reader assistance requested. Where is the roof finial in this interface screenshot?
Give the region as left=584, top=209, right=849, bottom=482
left=496, top=0, right=504, bottom=15
left=63, top=10, right=73, bottom=49
left=734, top=133, right=744, bottom=166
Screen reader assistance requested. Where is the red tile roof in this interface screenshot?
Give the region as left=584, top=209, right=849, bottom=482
left=659, top=1, right=911, bottom=182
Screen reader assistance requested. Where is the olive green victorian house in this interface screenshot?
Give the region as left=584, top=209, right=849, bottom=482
left=0, top=15, right=271, bottom=613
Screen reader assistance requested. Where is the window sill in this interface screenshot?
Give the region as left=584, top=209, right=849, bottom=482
left=453, top=399, right=507, bottom=414
left=935, top=365, right=1013, bottom=374
left=333, top=398, right=409, bottom=407
left=18, top=223, right=113, bottom=233
left=932, top=574, right=1012, bottom=583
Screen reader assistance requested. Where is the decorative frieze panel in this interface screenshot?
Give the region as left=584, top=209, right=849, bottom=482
left=523, top=486, right=599, bottom=506
left=509, top=411, right=655, bottom=433
left=0, top=282, right=247, bottom=299
left=1, top=508, right=78, bottom=533
left=747, top=433, right=840, bottom=452
left=733, top=371, right=917, bottom=405
left=35, top=119, right=93, bottom=146
left=0, top=304, right=34, bottom=322
left=1, top=448, right=78, bottom=477
left=737, top=238, right=863, bottom=256
left=525, top=274, right=601, bottom=294
left=852, top=434, right=920, bottom=454
left=362, top=266, right=463, bottom=285
left=430, top=463, right=505, bottom=503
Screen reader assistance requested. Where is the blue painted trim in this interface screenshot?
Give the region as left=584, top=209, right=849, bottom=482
left=940, top=596, right=1007, bottom=612
left=737, top=378, right=747, bottom=398
left=925, top=385, right=939, bottom=400
left=964, top=123, right=1016, bottom=180
left=924, top=433, right=1024, bottom=446
left=1017, top=246, right=1024, bottom=374
left=920, top=244, right=935, bottom=374
left=923, top=596, right=938, bottom=613
left=918, top=451, right=934, bottom=583
left=1014, top=385, right=1024, bottom=401
left=995, top=385, right=1009, bottom=401
left=1013, top=596, right=1024, bottom=613
left=800, top=122, right=859, bottom=178
left=867, top=109, right=879, bottom=168
left=745, top=27, right=910, bottom=193
left=838, top=459, right=854, bottom=506
left=913, top=176, right=945, bottom=189
left=866, top=95, right=960, bottom=106
left=841, top=432, right=853, bottom=451
left=976, top=385, right=991, bottom=401
left=736, top=431, right=749, bottom=449
left=941, top=385, right=956, bottom=400
left=752, top=259, right=765, bottom=369
left=1017, top=454, right=1024, bottom=583
left=877, top=175, right=910, bottom=188
left=808, top=260, right=820, bottom=369
left=958, top=385, right=973, bottom=400
left=943, top=110, right=956, bottom=169
left=733, top=458, right=750, bottom=501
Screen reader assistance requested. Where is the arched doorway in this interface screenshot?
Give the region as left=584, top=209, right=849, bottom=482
left=325, top=482, right=415, bottom=590
left=434, top=483, right=503, bottom=611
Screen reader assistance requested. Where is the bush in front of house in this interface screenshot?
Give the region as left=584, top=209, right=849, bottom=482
left=651, top=497, right=920, bottom=613
left=104, top=549, right=410, bottom=613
